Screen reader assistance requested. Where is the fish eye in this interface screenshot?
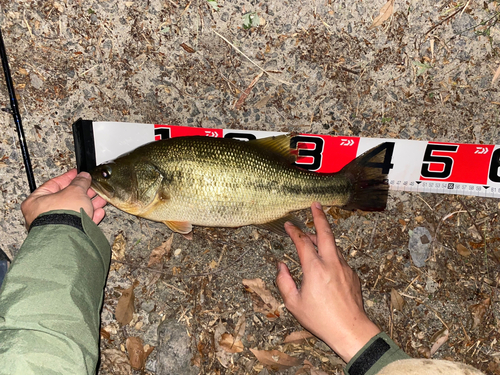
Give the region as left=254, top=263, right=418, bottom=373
left=101, top=166, right=112, bottom=179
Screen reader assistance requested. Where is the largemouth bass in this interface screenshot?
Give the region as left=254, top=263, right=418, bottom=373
left=90, top=135, right=389, bottom=235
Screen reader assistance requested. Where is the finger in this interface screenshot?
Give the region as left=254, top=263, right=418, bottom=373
left=69, top=172, right=92, bottom=192
left=92, top=208, right=106, bottom=225
left=46, top=169, right=79, bottom=190
left=33, top=169, right=79, bottom=196
left=310, top=202, right=338, bottom=261
left=285, top=221, right=319, bottom=270
left=276, top=262, right=299, bottom=308
left=92, top=195, right=107, bottom=210
left=306, top=233, right=317, bottom=246
left=87, top=188, right=97, bottom=199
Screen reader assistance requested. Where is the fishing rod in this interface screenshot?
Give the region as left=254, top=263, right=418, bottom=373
left=0, top=28, right=36, bottom=192
left=0, top=28, right=37, bottom=286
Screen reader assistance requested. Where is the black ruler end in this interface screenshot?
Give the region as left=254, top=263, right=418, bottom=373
left=72, top=119, right=96, bottom=173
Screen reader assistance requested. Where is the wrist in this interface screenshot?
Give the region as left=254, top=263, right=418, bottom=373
left=325, top=318, right=381, bottom=363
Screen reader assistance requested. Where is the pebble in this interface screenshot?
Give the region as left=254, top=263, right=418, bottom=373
left=156, top=316, right=197, bottom=375
left=408, top=227, right=432, bottom=268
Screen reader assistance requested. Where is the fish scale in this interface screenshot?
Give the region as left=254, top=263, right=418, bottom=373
left=90, top=135, right=389, bottom=235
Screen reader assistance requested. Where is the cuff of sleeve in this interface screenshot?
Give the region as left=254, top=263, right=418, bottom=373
left=344, top=332, right=411, bottom=375
left=28, top=209, right=111, bottom=270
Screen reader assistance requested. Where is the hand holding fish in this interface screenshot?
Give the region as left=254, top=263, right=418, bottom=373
left=276, top=202, right=381, bottom=363
left=21, top=169, right=107, bottom=227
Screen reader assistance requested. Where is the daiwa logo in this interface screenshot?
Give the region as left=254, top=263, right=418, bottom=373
left=340, top=139, right=355, bottom=146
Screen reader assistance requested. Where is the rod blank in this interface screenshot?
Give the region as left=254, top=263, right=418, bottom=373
left=0, top=28, right=36, bottom=193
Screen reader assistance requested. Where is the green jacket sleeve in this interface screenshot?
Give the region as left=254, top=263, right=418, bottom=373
left=344, top=332, right=411, bottom=375
left=0, top=209, right=111, bottom=375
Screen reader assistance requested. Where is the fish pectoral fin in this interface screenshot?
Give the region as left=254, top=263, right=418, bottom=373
left=136, top=163, right=164, bottom=203
left=248, top=134, right=296, bottom=163
left=163, top=220, right=193, bottom=235
left=255, top=214, right=306, bottom=236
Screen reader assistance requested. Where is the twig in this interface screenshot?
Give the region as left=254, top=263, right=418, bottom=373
left=460, top=0, right=471, bottom=18
left=212, top=30, right=293, bottom=86
left=162, top=281, right=189, bottom=295
left=399, top=292, right=448, bottom=329
left=425, top=5, right=465, bottom=36
left=458, top=197, right=485, bottom=242
left=23, top=11, right=33, bottom=40
left=367, top=217, right=379, bottom=251
left=284, top=253, right=300, bottom=266
left=179, top=1, right=191, bottom=17
left=180, top=247, right=254, bottom=278
left=416, top=194, right=434, bottom=211
left=111, top=246, right=254, bottom=279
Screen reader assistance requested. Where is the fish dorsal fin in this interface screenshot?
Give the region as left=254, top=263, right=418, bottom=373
left=163, top=220, right=193, bottom=235
left=248, top=135, right=296, bottom=163
left=255, top=214, right=305, bottom=236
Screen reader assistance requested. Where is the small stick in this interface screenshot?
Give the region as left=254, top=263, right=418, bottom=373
left=163, top=281, right=189, bottom=295
left=425, top=5, right=465, bottom=36
left=213, top=30, right=292, bottom=86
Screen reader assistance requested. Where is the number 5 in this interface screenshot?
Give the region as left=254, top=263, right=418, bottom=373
left=421, top=144, right=458, bottom=179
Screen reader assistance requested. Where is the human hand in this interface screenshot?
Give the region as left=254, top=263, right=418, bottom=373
left=276, top=202, right=381, bottom=363
left=21, top=169, right=107, bottom=228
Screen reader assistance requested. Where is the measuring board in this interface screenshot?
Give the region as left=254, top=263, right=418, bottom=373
left=72, top=120, right=500, bottom=199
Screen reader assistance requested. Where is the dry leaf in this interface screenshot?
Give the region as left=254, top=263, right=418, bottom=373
left=391, top=288, right=405, bottom=311
left=148, top=234, right=173, bottom=267
left=112, top=232, right=127, bottom=261
left=250, top=348, right=301, bottom=371
left=456, top=243, right=471, bottom=257
left=470, top=297, right=491, bottom=329
left=219, top=333, right=244, bottom=353
left=234, top=72, right=264, bottom=109
left=100, top=349, right=132, bottom=375
left=300, top=360, right=330, bottom=375
left=126, top=337, right=155, bottom=370
left=180, top=43, right=195, bottom=53
left=487, top=360, right=500, bottom=375
left=417, top=346, right=431, bottom=358
left=369, top=0, right=395, bottom=29
left=254, top=94, right=272, bottom=109
left=234, top=314, right=246, bottom=341
left=115, top=281, right=138, bottom=325
left=327, top=206, right=353, bottom=220
left=430, top=327, right=449, bottom=356
left=214, top=323, right=232, bottom=368
left=493, top=63, right=500, bottom=84
left=53, top=1, right=65, bottom=13
left=242, top=278, right=282, bottom=320
left=283, top=330, right=314, bottom=344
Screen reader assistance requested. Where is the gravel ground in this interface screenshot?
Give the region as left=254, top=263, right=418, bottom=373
left=0, top=0, right=499, bottom=374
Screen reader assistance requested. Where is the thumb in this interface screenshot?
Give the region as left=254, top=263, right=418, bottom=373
left=69, top=172, right=91, bottom=192
left=276, top=262, right=299, bottom=307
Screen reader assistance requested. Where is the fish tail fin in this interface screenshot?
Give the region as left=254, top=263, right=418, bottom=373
left=339, top=143, right=391, bottom=212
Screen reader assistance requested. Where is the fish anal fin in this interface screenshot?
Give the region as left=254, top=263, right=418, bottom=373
left=164, top=220, right=193, bottom=235
left=249, top=135, right=296, bottom=163
left=255, top=214, right=305, bottom=236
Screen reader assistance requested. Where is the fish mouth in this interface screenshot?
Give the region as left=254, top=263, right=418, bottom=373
left=91, top=180, right=115, bottom=200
